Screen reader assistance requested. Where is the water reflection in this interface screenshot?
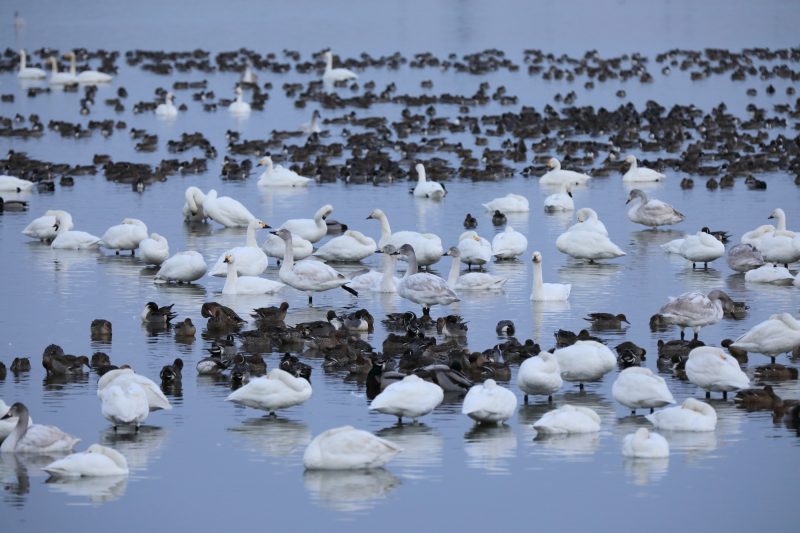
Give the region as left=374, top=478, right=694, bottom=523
left=303, top=468, right=400, bottom=513
left=100, top=426, right=167, bottom=471
left=623, top=457, right=670, bottom=486
left=532, top=432, right=600, bottom=458
left=45, top=474, right=128, bottom=503
left=0, top=453, right=56, bottom=508
left=228, top=417, right=310, bottom=461
left=463, top=424, right=517, bottom=474
left=660, top=430, right=718, bottom=456
left=375, top=424, right=443, bottom=478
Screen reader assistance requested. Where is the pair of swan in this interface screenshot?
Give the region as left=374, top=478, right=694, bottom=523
left=17, top=50, right=46, bottom=79
left=491, top=226, right=528, bottom=259
left=155, top=251, right=207, bottom=283
left=622, top=428, right=669, bottom=458
left=155, top=93, right=178, bottom=118
left=622, top=155, right=665, bottom=182
left=139, top=234, right=170, bottom=266
left=279, top=204, right=333, bottom=243
left=731, top=313, right=800, bottom=363
left=457, top=231, right=492, bottom=268
left=222, top=254, right=284, bottom=295
left=22, top=209, right=74, bottom=241
left=553, top=341, right=616, bottom=389
left=626, top=189, right=684, bottom=228
left=517, top=352, right=562, bottom=402
left=461, top=379, right=517, bottom=424
left=314, top=230, right=377, bottom=262
left=63, top=52, right=112, bottom=84
left=530, top=251, right=571, bottom=301
left=44, top=444, right=129, bottom=477
left=257, top=156, right=312, bottom=187
left=612, top=367, right=675, bottom=414
left=51, top=215, right=101, bottom=249
left=646, top=398, right=717, bottom=431
left=444, top=247, right=506, bottom=290
left=393, top=244, right=458, bottom=311
left=1, top=402, right=79, bottom=453
left=544, top=184, right=574, bottom=212
left=228, top=86, right=251, bottom=116
left=685, top=346, right=750, bottom=398
left=412, top=163, right=446, bottom=199
left=226, top=368, right=312, bottom=415
left=556, top=208, right=625, bottom=262
left=656, top=290, right=728, bottom=340
left=303, top=426, right=401, bottom=470
left=540, top=158, right=592, bottom=187
left=322, top=51, right=358, bottom=84
left=369, top=374, right=443, bottom=424
left=533, top=404, right=601, bottom=435
left=209, top=219, right=270, bottom=276
left=100, top=218, right=148, bottom=254
left=367, top=208, right=443, bottom=267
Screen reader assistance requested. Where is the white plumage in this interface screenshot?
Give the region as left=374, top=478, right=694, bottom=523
left=622, top=428, right=669, bottom=458
left=516, top=352, right=563, bottom=401
left=209, top=219, right=270, bottom=276
left=685, top=347, right=750, bottom=396
left=539, top=158, right=591, bottom=187
left=530, top=251, right=571, bottom=301
left=646, top=398, right=717, bottom=431
left=461, top=379, right=517, bottom=424
left=155, top=251, right=207, bottom=283
left=139, top=233, right=170, bottom=266
left=532, top=404, right=601, bottom=435
left=412, top=163, right=446, bottom=199
left=612, top=367, right=675, bottom=413
left=279, top=204, right=333, bottom=243
left=43, top=444, right=129, bottom=477
left=491, top=226, right=528, bottom=259
left=553, top=341, right=616, bottom=386
left=369, top=374, right=443, bottom=423
left=303, top=426, right=401, bottom=470
left=226, top=368, right=312, bottom=414
left=482, top=193, right=529, bottom=213
left=313, top=230, right=376, bottom=262
left=257, top=156, right=312, bottom=187
left=203, top=189, right=256, bottom=228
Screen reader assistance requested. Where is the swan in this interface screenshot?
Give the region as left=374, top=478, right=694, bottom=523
left=322, top=51, right=358, bottom=84
left=17, top=49, right=46, bottom=79
left=656, top=290, right=728, bottom=340
left=685, top=346, right=750, bottom=398
left=530, top=250, right=571, bottom=301
left=257, top=156, right=312, bottom=187
left=228, top=86, right=251, bottom=116
left=393, top=244, right=459, bottom=311
left=155, top=92, right=178, bottom=118
left=22, top=209, right=73, bottom=241
left=209, top=219, right=270, bottom=276
left=544, top=184, right=574, bottom=212
left=622, top=155, right=665, bottom=182
left=744, top=264, right=795, bottom=284
left=540, top=158, right=591, bottom=187
left=0, top=174, right=35, bottom=192
left=0, top=402, right=79, bottom=453
left=412, top=163, right=446, bottom=199
left=241, top=58, right=258, bottom=84
left=182, top=186, right=207, bottom=222
left=203, top=189, right=256, bottom=228
left=99, top=381, right=150, bottom=429
left=726, top=243, right=764, bottom=272
left=347, top=245, right=401, bottom=292
left=556, top=225, right=625, bottom=262
left=517, top=352, right=562, bottom=402
left=279, top=204, right=333, bottom=243
left=98, top=368, right=172, bottom=412
left=741, top=224, right=776, bottom=248
left=226, top=368, right=312, bottom=415
left=300, top=110, right=322, bottom=135
left=678, top=228, right=725, bottom=268
left=262, top=231, right=313, bottom=261
left=626, top=189, right=684, bottom=228
left=51, top=215, right=101, bottom=249
left=64, top=51, right=112, bottom=84
left=100, top=218, right=148, bottom=254
left=758, top=209, right=800, bottom=266
left=482, top=193, right=529, bottom=213
left=457, top=230, right=492, bottom=268
left=154, top=251, right=207, bottom=283
left=491, top=226, right=528, bottom=259
left=303, top=426, right=401, bottom=470
left=43, top=444, right=129, bottom=477
left=731, top=313, right=800, bottom=363
left=139, top=233, right=170, bottom=266
left=645, top=398, right=717, bottom=431
left=47, top=57, right=76, bottom=85
left=570, top=208, right=608, bottom=235
left=444, top=247, right=506, bottom=290
left=313, top=230, right=376, bottom=262
left=532, top=404, right=601, bottom=435
left=612, top=367, right=675, bottom=414
left=461, top=379, right=517, bottom=424
left=0, top=399, right=32, bottom=440
left=367, top=208, right=443, bottom=267
left=369, top=374, right=443, bottom=424
left=553, top=341, right=616, bottom=389
left=222, top=254, right=284, bottom=295
left=622, top=428, right=669, bottom=458
left=661, top=238, right=685, bottom=254
left=272, top=229, right=357, bottom=304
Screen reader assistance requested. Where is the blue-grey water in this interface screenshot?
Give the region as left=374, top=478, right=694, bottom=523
left=1, top=1, right=799, bottom=531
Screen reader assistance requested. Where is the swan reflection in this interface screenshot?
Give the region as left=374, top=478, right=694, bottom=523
left=100, top=426, right=167, bottom=471
left=623, top=457, right=669, bottom=486
left=45, top=474, right=128, bottom=503
left=228, top=417, right=310, bottom=461
left=303, top=468, right=400, bottom=513
left=376, top=424, right=443, bottom=478
left=464, top=424, right=517, bottom=474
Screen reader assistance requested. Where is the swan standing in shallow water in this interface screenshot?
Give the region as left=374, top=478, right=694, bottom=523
left=726, top=243, right=764, bottom=272
left=322, top=51, right=358, bottom=84
left=222, top=254, right=284, bottom=295
left=491, top=226, right=527, bottom=259
left=155, top=92, right=178, bottom=118
left=51, top=215, right=101, bottom=250
left=203, top=189, right=256, bottom=228
left=0, top=402, right=80, bottom=453
left=228, top=86, right=251, bottom=116
left=626, top=189, right=684, bottom=228
left=139, top=233, right=170, bottom=266
left=461, top=379, right=517, bottom=424
left=369, top=374, right=443, bottom=424
left=98, top=369, right=172, bottom=412
left=367, top=208, right=443, bottom=267
left=622, top=428, right=669, bottom=458
left=646, top=398, right=717, bottom=431
left=482, top=193, right=529, bottom=213
left=622, top=155, right=665, bottom=182
left=612, top=367, right=675, bottom=415
left=226, top=368, right=312, bottom=415
left=457, top=231, right=492, bottom=269
left=656, top=290, right=729, bottom=340
left=17, top=49, right=46, bottom=79
left=556, top=209, right=625, bottom=262
left=257, top=156, right=312, bottom=187
left=279, top=204, right=333, bottom=243
left=182, top=186, right=207, bottom=222
left=731, top=313, right=800, bottom=363
left=393, top=244, right=459, bottom=312
left=553, top=341, right=616, bottom=389
left=532, top=405, right=601, bottom=435
left=100, top=218, right=148, bottom=255
left=99, top=381, right=150, bottom=429
left=22, top=209, right=73, bottom=241
left=544, top=184, right=574, bottom=212
left=758, top=208, right=800, bottom=267
left=155, top=251, right=207, bottom=283
left=314, top=230, right=377, bottom=262
left=685, top=347, right=750, bottom=399
left=303, top=427, right=400, bottom=470
left=43, top=444, right=129, bottom=477
left=412, top=163, right=446, bottom=199
left=540, top=158, right=591, bottom=187
left=530, top=250, right=571, bottom=301
left=209, top=219, right=270, bottom=276
left=678, top=227, right=725, bottom=268
left=444, top=247, right=506, bottom=290
left=517, top=352, right=562, bottom=402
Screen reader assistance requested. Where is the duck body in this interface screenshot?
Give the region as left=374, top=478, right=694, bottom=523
left=43, top=444, right=129, bottom=477
left=461, top=379, right=517, bottom=424
left=22, top=210, right=74, bottom=241
left=622, top=428, right=669, bottom=458
left=226, top=368, right=312, bottom=414
left=155, top=251, right=207, bottom=283
left=645, top=398, right=717, bottom=431
left=553, top=341, right=616, bottom=385
left=99, top=381, right=150, bottom=428
left=279, top=204, right=332, bottom=243
left=313, top=230, right=376, bottom=262
left=540, top=158, right=591, bottom=187
left=369, top=374, right=443, bottom=422
left=612, top=367, right=675, bottom=413
left=139, top=233, right=170, bottom=266
left=257, top=156, right=312, bottom=187
left=626, top=189, right=684, bottom=228
left=517, top=352, right=562, bottom=400
left=685, top=347, right=750, bottom=395
left=303, top=426, right=401, bottom=470
left=491, top=226, right=528, bottom=259
left=482, top=193, right=529, bottom=213
left=0, top=403, right=79, bottom=453
left=101, top=218, right=148, bottom=253
left=203, top=189, right=256, bottom=228
left=532, top=404, right=601, bottom=435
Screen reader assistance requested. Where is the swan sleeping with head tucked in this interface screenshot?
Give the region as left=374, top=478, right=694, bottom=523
left=257, top=156, right=312, bottom=187
left=731, top=313, right=800, bottom=363
left=43, top=444, right=129, bottom=477
left=369, top=374, right=443, bottom=424
left=100, top=218, right=148, bottom=254
left=517, top=352, right=562, bottom=403
left=22, top=210, right=73, bottom=241
left=544, top=184, right=574, bottom=212
left=646, top=398, right=717, bottom=431
left=532, top=404, right=601, bottom=435
left=139, top=233, right=170, bottom=266
left=553, top=341, right=616, bottom=389
left=556, top=209, right=625, bottom=262
left=491, top=226, right=528, bottom=259
left=612, top=367, right=675, bottom=414
left=226, top=368, right=312, bottom=415
left=656, top=290, right=729, bottom=340
left=482, top=193, right=529, bottom=213
left=182, top=186, right=207, bottom=222
left=685, top=346, right=750, bottom=398
left=622, top=428, right=669, bottom=458
left=155, top=251, right=207, bottom=283
left=530, top=251, right=570, bottom=301
left=456, top=231, right=492, bottom=269
left=461, top=379, right=517, bottom=424
left=303, top=426, right=401, bottom=470
left=678, top=228, right=725, bottom=268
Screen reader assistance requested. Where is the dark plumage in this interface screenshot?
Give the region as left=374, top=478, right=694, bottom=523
left=495, top=320, right=515, bottom=336
left=463, top=213, right=478, bottom=229
left=142, top=301, right=177, bottom=324
left=492, top=210, right=507, bottom=226
left=90, top=319, right=112, bottom=339
left=160, top=358, right=184, bottom=383
left=584, top=313, right=629, bottom=330
left=10, top=357, right=31, bottom=373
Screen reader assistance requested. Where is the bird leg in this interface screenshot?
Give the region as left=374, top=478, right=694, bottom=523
left=693, top=331, right=699, bottom=341
left=548, top=395, right=553, bottom=403
left=650, top=408, right=654, bottom=414
left=308, top=295, right=313, bottom=305
left=704, top=262, right=709, bottom=270
left=579, top=383, right=584, bottom=391
left=680, top=329, right=686, bottom=341
left=524, top=394, right=529, bottom=404
left=722, top=391, right=728, bottom=400
left=397, top=416, right=403, bottom=425
left=705, top=391, right=711, bottom=399
left=631, top=410, right=636, bottom=416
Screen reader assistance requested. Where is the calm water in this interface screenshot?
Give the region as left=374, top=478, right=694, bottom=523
left=1, top=1, right=799, bottom=531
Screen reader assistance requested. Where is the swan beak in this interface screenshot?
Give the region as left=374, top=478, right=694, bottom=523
left=0, top=412, right=10, bottom=420
left=567, top=192, right=573, bottom=198
left=625, top=198, right=631, bottom=204
left=768, top=214, right=774, bottom=219
left=260, top=222, right=270, bottom=229
left=52, top=223, right=59, bottom=230
left=269, top=231, right=279, bottom=236
left=365, top=215, right=372, bottom=220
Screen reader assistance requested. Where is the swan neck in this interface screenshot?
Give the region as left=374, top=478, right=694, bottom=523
left=776, top=211, right=786, bottom=231
left=325, top=54, right=333, bottom=73
left=417, top=167, right=426, bottom=183
left=266, top=159, right=274, bottom=173
left=245, top=223, right=258, bottom=247
left=377, top=215, right=391, bottom=244
left=381, top=255, right=397, bottom=290
left=404, top=252, right=419, bottom=276
left=7, top=411, right=28, bottom=450
left=68, top=55, right=76, bottom=76
left=533, top=261, right=544, bottom=290
left=447, top=255, right=460, bottom=287
left=20, top=51, right=26, bottom=69
left=280, top=235, right=295, bottom=271
left=224, top=260, right=238, bottom=291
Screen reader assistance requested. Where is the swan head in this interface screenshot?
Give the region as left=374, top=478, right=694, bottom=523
left=235, top=85, right=242, bottom=96
left=624, top=155, right=637, bottom=166
left=165, top=92, right=174, bottom=103
left=768, top=208, right=784, bottom=220
left=546, top=158, right=560, bottom=170
left=316, top=204, right=334, bottom=220
left=223, top=254, right=234, bottom=265
left=257, top=156, right=272, bottom=167
left=252, top=219, right=270, bottom=230
left=626, top=189, right=646, bottom=204
left=1, top=402, right=27, bottom=420
left=366, top=208, right=384, bottom=220
left=270, top=228, right=292, bottom=242
left=532, top=251, right=543, bottom=264
left=393, top=243, right=416, bottom=259
left=378, top=244, right=397, bottom=255
left=62, top=51, right=75, bottom=60
left=323, top=51, right=332, bottom=61
left=444, top=246, right=460, bottom=258
left=576, top=208, right=597, bottom=223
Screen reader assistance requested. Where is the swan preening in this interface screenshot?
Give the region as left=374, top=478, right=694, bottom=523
left=139, top=233, right=170, bottom=266
left=44, top=444, right=129, bottom=477
left=155, top=251, right=208, bottom=283
left=612, top=367, right=675, bottom=414
left=491, top=226, right=528, bottom=259
left=0, top=402, right=79, bottom=453
left=279, top=204, right=333, bottom=243
left=656, top=290, right=729, bottom=340
left=51, top=215, right=101, bottom=250
left=22, top=209, right=73, bottom=241
left=203, top=189, right=256, bottom=228
left=182, top=186, right=207, bottom=222
left=626, top=189, right=684, bottom=228
left=553, top=341, right=616, bottom=389
left=646, top=398, right=717, bottom=431
left=100, top=218, right=148, bottom=254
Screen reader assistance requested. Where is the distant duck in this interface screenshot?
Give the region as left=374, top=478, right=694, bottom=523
left=444, top=247, right=506, bottom=291
left=540, top=158, right=591, bottom=187
left=279, top=204, right=333, bottom=243
left=553, top=341, right=615, bottom=389
left=491, top=226, right=528, bottom=260
left=463, top=213, right=478, bottom=229
left=322, top=51, right=358, bottom=84
left=257, top=156, right=312, bottom=187
left=22, top=209, right=74, bottom=241
left=482, top=193, right=529, bottom=213
left=160, top=358, right=184, bottom=384
left=209, top=219, right=270, bottom=277
left=222, top=254, right=284, bottom=295
left=491, top=210, right=507, bottom=226
left=51, top=215, right=101, bottom=250
left=726, top=243, right=764, bottom=272
left=173, top=318, right=196, bottom=337
left=678, top=228, right=725, bottom=269
left=139, top=233, right=170, bottom=266
left=226, top=368, right=312, bottom=415
left=656, top=290, right=730, bottom=340
left=626, top=189, right=684, bottom=228
left=141, top=301, right=177, bottom=324
left=369, top=374, right=443, bottom=424
left=530, top=251, right=571, bottom=301
left=155, top=92, right=178, bottom=118
left=303, top=426, right=401, bottom=470
left=461, top=379, right=517, bottom=424
left=612, top=367, right=675, bottom=415
left=155, top=251, right=207, bottom=283
left=228, top=86, right=251, bottom=116
left=622, top=155, right=665, bottom=182
left=622, top=428, right=669, bottom=458
left=731, top=313, right=800, bottom=363
left=43, top=444, right=129, bottom=477
left=584, top=313, right=629, bottom=330
left=646, top=398, right=717, bottom=431
left=0, top=402, right=79, bottom=453
left=203, top=189, right=256, bottom=228
left=543, top=183, right=574, bottom=212
left=412, top=163, right=446, bottom=199
left=685, top=347, right=750, bottom=399
left=532, top=404, right=601, bottom=435
left=517, top=352, right=562, bottom=402
left=734, top=385, right=784, bottom=410
left=90, top=319, right=112, bottom=339
left=17, top=49, right=46, bottom=79
left=100, top=218, right=148, bottom=255
left=182, top=186, right=207, bottom=222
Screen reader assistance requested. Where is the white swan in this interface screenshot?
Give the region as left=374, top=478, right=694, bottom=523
left=22, top=209, right=73, bottom=241
left=744, top=264, right=795, bottom=284
left=491, top=226, right=528, bottom=259
left=758, top=209, right=800, bottom=266
left=279, top=204, right=332, bottom=243
left=369, top=374, right=443, bottom=423
left=570, top=207, right=608, bottom=235
left=155, top=92, right=178, bottom=118
left=0, top=399, right=32, bottom=440
left=626, top=189, right=684, bottom=228
left=444, top=247, right=506, bottom=290
left=228, top=86, right=251, bottom=116
left=139, top=233, right=170, bottom=266
left=661, top=238, right=685, bottom=254
left=322, top=51, right=358, bottom=83
left=457, top=230, right=492, bottom=268
left=412, top=163, right=446, bottom=199
left=99, top=381, right=150, bottom=429
left=154, top=251, right=207, bottom=283
left=0, top=174, right=35, bottom=192
left=209, top=219, right=270, bottom=276
left=17, top=50, right=46, bottom=79
left=347, top=245, right=400, bottom=293
left=241, top=59, right=257, bottom=84
left=257, top=156, right=312, bottom=187
left=530, top=250, right=571, bottom=301
left=482, top=193, right=529, bottom=213
left=678, top=228, right=725, bottom=268
left=645, top=398, right=717, bottom=431
left=222, top=254, right=284, bottom=295
left=731, top=313, right=800, bottom=363
left=65, top=52, right=112, bottom=84
left=622, top=428, right=669, bottom=458
left=741, top=224, right=775, bottom=248
left=532, top=404, right=601, bottom=435
left=685, top=346, right=750, bottom=397
left=367, top=208, right=443, bottom=267
left=622, top=155, right=665, bottom=182
left=556, top=223, right=625, bottom=262
left=182, top=186, right=207, bottom=222
left=517, top=352, right=562, bottom=402
left=0, top=402, right=79, bottom=453
left=300, top=110, right=322, bottom=135
left=47, top=57, right=76, bottom=85
left=303, top=426, right=401, bottom=470
left=203, top=189, right=256, bottom=228
left=553, top=341, right=616, bottom=388
left=543, top=184, right=574, bottom=212
left=98, top=368, right=172, bottom=412
left=461, top=379, right=517, bottom=424
left=656, top=291, right=726, bottom=340
left=540, top=158, right=591, bottom=187
left=394, top=244, right=459, bottom=311
left=612, top=367, right=675, bottom=414
left=262, top=232, right=313, bottom=261
left=43, top=444, right=129, bottom=477
left=51, top=215, right=101, bottom=250
left=100, top=218, right=148, bottom=254
left=226, top=368, right=312, bottom=414
left=726, top=243, right=764, bottom=272
left=313, top=230, right=376, bottom=262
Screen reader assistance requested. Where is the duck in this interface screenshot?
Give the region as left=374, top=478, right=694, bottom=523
left=622, top=155, right=665, bottom=182
left=303, top=426, right=401, bottom=470
left=726, top=243, right=764, bottom=272
left=17, top=49, right=46, bottom=79
left=540, top=158, right=591, bottom=187
left=155, top=92, right=178, bottom=118
left=646, top=398, right=717, bottom=431
left=100, top=218, right=148, bottom=254
left=0, top=402, right=79, bottom=453
left=482, top=193, right=529, bottom=213
left=173, top=318, right=196, bottom=337
left=64, top=52, right=112, bottom=84
left=685, top=346, right=751, bottom=399
left=272, top=229, right=357, bottom=304
left=626, top=189, right=684, bottom=228
left=90, top=319, right=112, bottom=339
left=43, top=444, right=129, bottom=477
left=22, top=210, right=74, bottom=241
left=530, top=251, right=571, bottom=301
left=42, top=348, right=89, bottom=376
left=209, top=219, right=270, bottom=277
left=0, top=399, right=32, bottom=440
left=553, top=341, right=616, bottom=390
left=322, top=50, right=358, bottom=84
left=543, top=183, right=574, bottom=212
left=369, top=374, right=443, bottom=424
left=678, top=228, right=725, bottom=268
left=656, top=290, right=730, bottom=340
left=412, top=163, right=446, bottom=199
left=734, top=385, right=783, bottom=410
left=393, top=244, right=459, bottom=312
left=492, top=210, right=507, bottom=226
left=228, top=86, right=251, bottom=115
left=226, top=368, right=312, bottom=415
left=202, top=189, right=256, bottom=228
left=612, top=367, right=675, bottom=415
left=160, top=358, right=184, bottom=384
left=51, top=215, right=101, bottom=249
left=532, top=404, right=601, bottom=435
left=98, top=368, right=172, bottom=412
left=556, top=211, right=625, bottom=263
left=457, top=230, right=492, bottom=269
left=262, top=231, right=314, bottom=261
left=622, top=428, right=669, bottom=458
left=461, top=379, right=517, bottom=424
left=463, top=213, right=478, bottom=229
left=139, top=233, right=170, bottom=266
left=491, top=226, right=528, bottom=260
left=414, top=363, right=472, bottom=392
left=744, top=264, right=795, bottom=284
left=443, top=247, right=506, bottom=290
left=731, top=313, right=800, bottom=363
left=256, top=156, right=312, bottom=187
left=99, top=381, right=150, bottom=430
left=517, top=352, right=562, bottom=403
left=47, top=57, right=77, bottom=85
left=367, top=208, right=444, bottom=267
left=182, top=186, right=207, bottom=223
left=313, top=230, right=376, bottom=262
left=222, top=254, right=284, bottom=295
left=758, top=208, right=800, bottom=267
left=279, top=204, right=333, bottom=243
left=584, top=313, right=629, bottom=330
left=141, top=302, right=176, bottom=324
left=154, top=251, right=207, bottom=283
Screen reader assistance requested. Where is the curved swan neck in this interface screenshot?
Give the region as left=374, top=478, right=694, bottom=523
left=447, top=255, right=460, bottom=287
left=417, top=165, right=426, bottom=183
left=775, top=210, right=786, bottom=231
left=376, top=213, right=391, bottom=243
left=280, top=234, right=295, bottom=272
left=6, top=410, right=29, bottom=450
